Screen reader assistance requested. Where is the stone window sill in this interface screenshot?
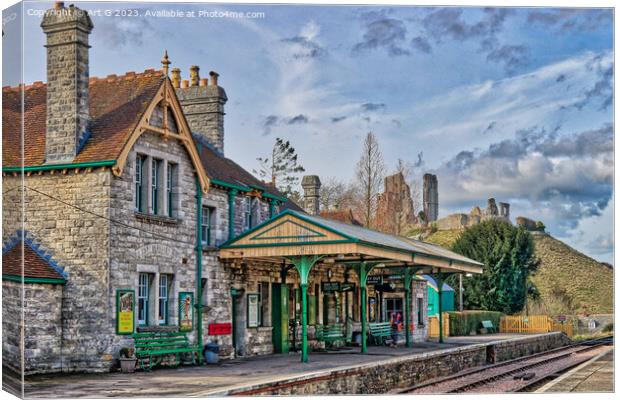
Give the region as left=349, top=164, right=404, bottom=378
left=135, top=212, right=180, bottom=226
left=248, top=326, right=273, bottom=332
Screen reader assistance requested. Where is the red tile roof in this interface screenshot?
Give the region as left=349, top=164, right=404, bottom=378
left=2, top=70, right=165, bottom=167
left=2, top=241, right=66, bottom=281
left=319, top=209, right=363, bottom=226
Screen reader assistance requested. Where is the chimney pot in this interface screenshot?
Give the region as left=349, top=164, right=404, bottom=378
left=189, top=65, right=200, bottom=86
left=209, top=71, right=219, bottom=86
left=171, top=68, right=181, bottom=88
left=181, top=79, right=189, bottom=88
left=54, top=2, right=64, bottom=9
left=200, top=78, right=208, bottom=87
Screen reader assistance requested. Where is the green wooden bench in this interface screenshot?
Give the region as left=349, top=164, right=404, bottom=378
left=369, top=322, right=393, bottom=345
left=133, top=332, right=200, bottom=371
left=316, top=324, right=345, bottom=348
left=481, top=320, right=497, bottom=333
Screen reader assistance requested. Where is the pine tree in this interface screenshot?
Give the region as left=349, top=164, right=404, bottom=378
left=254, top=138, right=305, bottom=196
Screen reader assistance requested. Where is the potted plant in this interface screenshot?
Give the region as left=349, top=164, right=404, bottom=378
left=119, top=347, right=136, bottom=373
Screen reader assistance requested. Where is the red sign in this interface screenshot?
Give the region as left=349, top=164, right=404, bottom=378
left=209, top=323, right=232, bottom=335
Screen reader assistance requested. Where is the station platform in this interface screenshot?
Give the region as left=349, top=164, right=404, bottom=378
left=6, top=333, right=554, bottom=398
left=536, top=347, right=614, bottom=393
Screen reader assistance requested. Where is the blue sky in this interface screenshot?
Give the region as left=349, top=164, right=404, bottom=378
left=4, top=2, right=614, bottom=263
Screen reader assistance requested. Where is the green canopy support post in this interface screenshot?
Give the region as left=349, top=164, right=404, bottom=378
left=288, top=255, right=323, bottom=362
left=353, top=261, right=380, bottom=354
left=403, top=266, right=420, bottom=348
left=433, top=272, right=448, bottom=344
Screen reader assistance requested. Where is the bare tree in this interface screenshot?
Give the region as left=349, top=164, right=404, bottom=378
left=320, top=177, right=360, bottom=212
left=355, top=132, right=386, bottom=227
left=254, top=138, right=305, bottom=196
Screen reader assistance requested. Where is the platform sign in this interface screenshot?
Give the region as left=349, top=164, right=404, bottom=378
left=322, top=282, right=340, bottom=292
left=179, top=292, right=194, bottom=332
left=385, top=274, right=404, bottom=281
left=367, top=275, right=381, bottom=285
left=116, top=289, right=135, bottom=335
left=557, top=315, right=566, bottom=322
left=247, top=293, right=260, bottom=328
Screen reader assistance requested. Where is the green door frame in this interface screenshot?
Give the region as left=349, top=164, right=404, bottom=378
left=287, top=255, right=324, bottom=362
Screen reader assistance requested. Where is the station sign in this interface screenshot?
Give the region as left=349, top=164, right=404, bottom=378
left=367, top=275, right=382, bottom=285
left=322, top=282, right=340, bottom=292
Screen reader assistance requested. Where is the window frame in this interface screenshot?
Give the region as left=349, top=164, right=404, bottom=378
left=151, top=158, right=161, bottom=214
left=201, top=206, right=212, bottom=246
left=166, top=163, right=176, bottom=218
left=138, top=273, right=150, bottom=326
left=158, top=274, right=169, bottom=325
left=135, top=154, right=145, bottom=212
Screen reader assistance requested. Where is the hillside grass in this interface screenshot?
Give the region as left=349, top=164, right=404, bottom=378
left=424, top=229, right=614, bottom=315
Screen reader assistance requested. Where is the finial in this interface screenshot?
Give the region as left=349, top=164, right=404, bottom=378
left=161, top=50, right=171, bottom=76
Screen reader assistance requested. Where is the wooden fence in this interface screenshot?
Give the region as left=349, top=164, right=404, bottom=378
left=500, top=315, right=573, bottom=337
left=428, top=313, right=450, bottom=338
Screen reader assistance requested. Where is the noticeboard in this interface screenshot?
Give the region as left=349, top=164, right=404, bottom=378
left=116, top=289, right=135, bottom=335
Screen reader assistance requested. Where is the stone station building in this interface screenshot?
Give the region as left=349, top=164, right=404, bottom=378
left=2, top=2, right=483, bottom=375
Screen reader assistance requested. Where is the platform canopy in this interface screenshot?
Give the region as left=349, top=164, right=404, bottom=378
left=220, top=209, right=483, bottom=274
left=220, top=209, right=483, bottom=362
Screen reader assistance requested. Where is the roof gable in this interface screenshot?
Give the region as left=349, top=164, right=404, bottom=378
left=2, top=71, right=210, bottom=192
left=2, top=232, right=67, bottom=283
left=225, top=210, right=352, bottom=247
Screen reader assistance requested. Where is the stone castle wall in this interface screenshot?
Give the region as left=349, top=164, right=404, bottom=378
left=2, top=170, right=112, bottom=373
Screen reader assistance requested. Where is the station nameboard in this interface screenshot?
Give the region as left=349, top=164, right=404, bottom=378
left=322, top=282, right=340, bottom=292
left=366, top=275, right=381, bottom=284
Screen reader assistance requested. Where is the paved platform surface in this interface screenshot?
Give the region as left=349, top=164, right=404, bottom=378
left=537, top=347, right=614, bottom=393
left=4, top=334, right=527, bottom=398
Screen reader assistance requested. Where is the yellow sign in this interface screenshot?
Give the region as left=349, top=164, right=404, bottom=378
left=117, top=290, right=135, bottom=334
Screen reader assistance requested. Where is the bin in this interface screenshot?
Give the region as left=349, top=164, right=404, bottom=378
left=204, top=342, right=220, bottom=364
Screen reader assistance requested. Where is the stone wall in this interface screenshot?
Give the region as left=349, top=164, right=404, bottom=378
left=2, top=280, right=23, bottom=372
left=2, top=281, right=64, bottom=375
left=221, top=332, right=570, bottom=396
left=108, top=131, right=199, bottom=359
left=375, top=172, right=417, bottom=235
left=2, top=170, right=112, bottom=373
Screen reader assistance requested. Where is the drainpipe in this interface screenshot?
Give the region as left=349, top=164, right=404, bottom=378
left=227, top=189, right=238, bottom=241
left=195, top=177, right=203, bottom=363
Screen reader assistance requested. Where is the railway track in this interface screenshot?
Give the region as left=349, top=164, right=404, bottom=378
left=398, top=336, right=613, bottom=394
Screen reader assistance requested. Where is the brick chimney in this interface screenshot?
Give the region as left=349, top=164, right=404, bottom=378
left=41, top=2, right=93, bottom=163
left=175, top=67, right=227, bottom=155
left=301, top=175, right=321, bottom=215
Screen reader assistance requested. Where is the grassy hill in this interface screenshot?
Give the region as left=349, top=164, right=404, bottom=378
left=424, top=229, right=613, bottom=315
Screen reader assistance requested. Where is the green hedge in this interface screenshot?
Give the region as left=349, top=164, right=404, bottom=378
left=447, top=311, right=504, bottom=336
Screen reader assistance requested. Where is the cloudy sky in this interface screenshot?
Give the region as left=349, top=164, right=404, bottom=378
left=4, top=1, right=614, bottom=263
